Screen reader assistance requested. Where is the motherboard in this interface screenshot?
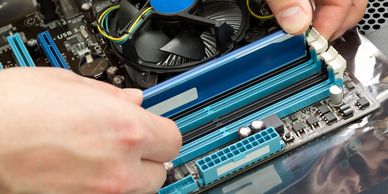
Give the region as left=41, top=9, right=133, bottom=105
left=0, top=0, right=280, bottom=88
left=0, top=1, right=381, bottom=194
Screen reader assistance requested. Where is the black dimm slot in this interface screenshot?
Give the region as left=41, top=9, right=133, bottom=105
left=183, top=66, right=328, bottom=145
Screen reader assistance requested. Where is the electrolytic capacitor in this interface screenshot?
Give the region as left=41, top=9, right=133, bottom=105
left=112, top=75, right=126, bottom=88
left=81, top=2, right=96, bottom=23
left=249, top=120, right=265, bottom=133
left=329, top=85, right=344, bottom=107
left=106, top=66, right=119, bottom=81
left=238, top=127, right=252, bottom=139
left=27, top=39, right=40, bottom=58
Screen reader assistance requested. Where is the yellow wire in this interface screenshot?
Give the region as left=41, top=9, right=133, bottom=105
left=97, top=6, right=153, bottom=42
left=97, top=5, right=126, bottom=41
left=246, top=0, right=274, bottom=20
left=128, top=7, right=153, bottom=33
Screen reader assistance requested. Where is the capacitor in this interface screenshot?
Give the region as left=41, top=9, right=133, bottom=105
left=329, top=85, right=343, bottom=107
left=26, top=39, right=40, bottom=58
left=249, top=120, right=265, bottom=133
left=81, top=2, right=96, bottom=23
left=112, top=75, right=126, bottom=88
left=106, top=66, right=119, bottom=81
left=238, top=127, right=252, bottom=139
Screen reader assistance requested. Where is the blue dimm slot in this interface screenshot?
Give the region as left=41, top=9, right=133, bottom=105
left=37, top=31, right=70, bottom=69
left=196, top=127, right=285, bottom=186
left=159, top=175, right=199, bottom=194
left=173, top=70, right=337, bottom=166
left=7, top=33, right=36, bottom=67
left=177, top=51, right=321, bottom=134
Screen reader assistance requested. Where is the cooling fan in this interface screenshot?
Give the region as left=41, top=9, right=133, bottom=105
left=102, top=0, right=249, bottom=88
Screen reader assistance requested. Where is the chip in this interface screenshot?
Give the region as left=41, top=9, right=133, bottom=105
left=323, top=113, right=337, bottom=124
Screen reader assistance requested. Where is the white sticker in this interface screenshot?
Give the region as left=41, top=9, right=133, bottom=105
left=221, top=165, right=283, bottom=194
left=147, top=88, right=198, bottom=115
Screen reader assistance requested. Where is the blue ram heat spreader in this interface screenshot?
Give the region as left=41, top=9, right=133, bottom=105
left=142, top=31, right=307, bottom=118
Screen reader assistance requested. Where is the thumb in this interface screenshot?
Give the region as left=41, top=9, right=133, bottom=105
left=124, top=88, right=144, bottom=105
left=267, top=0, right=313, bottom=35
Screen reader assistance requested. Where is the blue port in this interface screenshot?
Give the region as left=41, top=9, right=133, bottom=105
left=37, top=31, right=70, bottom=69
left=7, top=33, right=36, bottom=67
left=0, top=63, right=3, bottom=70
left=176, top=51, right=321, bottom=134
left=143, top=32, right=307, bottom=118
left=196, top=127, right=285, bottom=186
left=173, top=69, right=337, bottom=167
left=159, top=175, right=199, bottom=194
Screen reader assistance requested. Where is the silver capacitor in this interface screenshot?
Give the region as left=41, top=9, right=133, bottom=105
left=249, top=120, right=265, bottom=133
left=329, top=85, right=344, bottom=107
left=106, top=66, right=119, bottom=81
left=238, top=127, right=252, bottom=139
left=112, top=75, right=126, bottom=88
left=81, top=2, right=96, bottom=23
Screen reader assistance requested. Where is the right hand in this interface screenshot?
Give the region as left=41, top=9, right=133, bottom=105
left=267, top=0, right=368, bottom=40
left=0, top=68, right=182, bottom=194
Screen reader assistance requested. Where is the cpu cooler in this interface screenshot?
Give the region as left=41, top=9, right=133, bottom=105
left=109, top=0, right=249, bottom=87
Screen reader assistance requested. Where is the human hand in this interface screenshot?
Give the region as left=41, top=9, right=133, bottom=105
left=267, top=0, right=368, bottom=40
left=0, top=68, right=182, bottom=194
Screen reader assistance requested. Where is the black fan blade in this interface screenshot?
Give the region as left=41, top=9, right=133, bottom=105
left=160, top=32, right=205, bottom=60
left=134, top=31, right=171, bottom=63
left=198, top=0, right=245, bottom=40
left=118, top=0, right=140, bottom=29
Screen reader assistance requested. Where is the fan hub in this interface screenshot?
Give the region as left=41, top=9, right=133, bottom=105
left=150, top=0, right=196, bottom=14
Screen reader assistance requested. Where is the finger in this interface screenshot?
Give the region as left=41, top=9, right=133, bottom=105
left=137, top=160, right=166, bottom=194
left=140, top=113, right=182, bottom=163
left=116, top=104, right=182, bottom=163
left=124, top=88, right=143, bottom=105
left=313, top=0, right=353, bottom=40
left=267, top=0, right=313, bottom=34
left=331, top=0, right=368, bottom=40
left=29, top=68, right=143, bottom=105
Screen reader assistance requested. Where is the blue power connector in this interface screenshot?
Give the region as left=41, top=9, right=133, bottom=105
left=196, top=127, right=285, bottom=186
left=7, top=33, right=36, bottom=67
left=37, top=31, right=70, bottom=69
left=159, top=175, right=199, bottom=194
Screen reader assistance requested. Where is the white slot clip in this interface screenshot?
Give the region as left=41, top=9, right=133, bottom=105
left=321, top=46, right=347, bottom=79
left=307, top=28, right=346, bottom=80
left=307, top=28, right=328, bottom=54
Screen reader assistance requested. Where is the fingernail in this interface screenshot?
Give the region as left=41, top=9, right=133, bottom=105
left=277, top=6, right=309, bottom=34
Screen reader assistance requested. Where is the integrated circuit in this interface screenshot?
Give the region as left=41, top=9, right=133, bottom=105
left=323, top=112, right=337, bottom=124
left=306, top=116, right=320, bottom=127
left=317, top=105, right=331, bottom=115
left=292, top=122, right=306, bottom=133
left=356, top=97, right=370, bottom=109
